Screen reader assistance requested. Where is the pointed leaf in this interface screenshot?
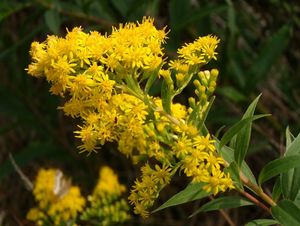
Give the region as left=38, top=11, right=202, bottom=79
left=271, top=199, right=300, bottom=226
left=190, top=196, right=253, bottom=217
left=161, top=80, right=172, bottom=114
left=259, top=155, right=300, bottom=185
left=234, top=95, right=261, bottom=167
left=219, top=114, right=269, bottom=151
left=197, top=96, right=215, bottom=130
left=272, top=177, right=282, bottom=202
left=285, top=127, right=294, bottom=149
left=144, top=73, right=158, bottom=94
left=294, top=191, right=300, bottom=208
left=218, top=143, right=257, bottom=186
left=245, top=219, right=279, bottom=226
left=284, top=132, right=300, bottom=156
left=281, top=132, right=300, bottom=199
left=152, top=182, right=211, bottom=213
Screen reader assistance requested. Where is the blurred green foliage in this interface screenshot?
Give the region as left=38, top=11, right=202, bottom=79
left=1, top=0, right=300, bottom=225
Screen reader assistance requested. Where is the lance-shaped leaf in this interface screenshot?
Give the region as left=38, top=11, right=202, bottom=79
left=234, top=94, right=261, bottom=167
left=219, top=114, right=269, bottom=151
left=245, top=219, right=279, bottom=226
left=218, top=142, right=257, bottom=186
left=272, top=178, right=282, bottom=202
left=258, top=155, right=300, bottom=186
left=271, top=199, right=300, bottom=226
left=144, top=72, right=158, bottom=94
left=152, top=182, right=211, bottom=213
left=281, top=132, right=300, bottom=200
left=161, top=80, right=172, bottom=114
left=189, top=196, right=253, bottom=218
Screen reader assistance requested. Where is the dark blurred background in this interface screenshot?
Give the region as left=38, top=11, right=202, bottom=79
left=1, top=0, right=300, bottom=225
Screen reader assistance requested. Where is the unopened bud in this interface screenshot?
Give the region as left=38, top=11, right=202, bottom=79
left=211, top=69, right=219, bottom=79
left=193, top=79, right=201, bottom=87
left=188, top=97, right=196, bottom=108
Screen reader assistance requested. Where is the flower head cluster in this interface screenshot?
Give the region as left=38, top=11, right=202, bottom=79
left=81, top=166, right=131, bottom=225
left=27, top=17, right=234, bottom=218
left=128, top=164, right=172, bottom=218
left=178, top=35, right=219, bottom=66
left=26, top=169, right=85, bottom=226
left=175, top=134, right=234, bottom=194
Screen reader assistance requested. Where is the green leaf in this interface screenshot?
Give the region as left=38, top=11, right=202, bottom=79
left=44, top=9, right=61, bottom=34
left=287, top=168, right=300, bottom=200
left=219, top=114, right=269, bottom=151
left=247, top=25, right=292, bottom=90
left=285, top=127, right=294, bottom=149
left=225, top=162, right=243, bottom=189
left=161, top=80, right=172, bottom=114
left=272, top=177, right=282, bottom=201
left=197, top=96, right=215, bottom=131
left=245, top=219, right=279, bottom=226
left=189, top=196, right=253, bottom=217
left=281, top=132, right=300, bottom=200
left=218, top=143, right=257, bottom=186
left=234, top=94, right=261, bottom=167
left=258, top=155, right=300, bottom=185
left=271, top=200, right=300, bottom=226
left=284, top=132, right=300, bottom=156
left=152, top=182, right=211, bottom=213
left=294, top=191, right=300, bottom=208
left=144, top=72, right=157, bottom=94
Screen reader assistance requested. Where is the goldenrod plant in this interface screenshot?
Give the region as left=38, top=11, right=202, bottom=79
left=26, top=17, right=300, bottom=226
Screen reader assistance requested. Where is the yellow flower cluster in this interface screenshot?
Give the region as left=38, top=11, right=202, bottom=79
left=128, top=164, right=172, bottom=218
left=178, top=35, right=219, bottom=66
left=27, top=169, right=85, bottom=226
left=81, top=166, right=131, bottom=225
left=175, top=134, right=234, bottom=194
left=27, top=17, right=234, bottom=218
left=93, top=166, right=126, bottom=195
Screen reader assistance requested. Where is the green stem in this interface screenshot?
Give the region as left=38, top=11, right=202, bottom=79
left=239, top=172, right=277, bottom=207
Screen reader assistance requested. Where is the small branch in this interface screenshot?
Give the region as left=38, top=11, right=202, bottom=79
left=239, top=172, right=277, bottom=207
left=238, top=189, right=271, bottom=214
left=223, top=160, right=276, bottom=212
left=219, top=209, right=236, bottom=226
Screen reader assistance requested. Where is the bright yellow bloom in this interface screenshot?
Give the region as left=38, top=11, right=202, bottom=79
left=178, top=35, right=219, bottom=66
left=129, top=163, right=172, bottom=218
left=193, top=134, right=215, bottom=152
left=27, top=169, right=85, bottom=226
left=93, top=166, right=126, bottom=196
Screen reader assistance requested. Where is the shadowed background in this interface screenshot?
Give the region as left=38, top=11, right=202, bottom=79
left=0, top=0, right=299, bottom=225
